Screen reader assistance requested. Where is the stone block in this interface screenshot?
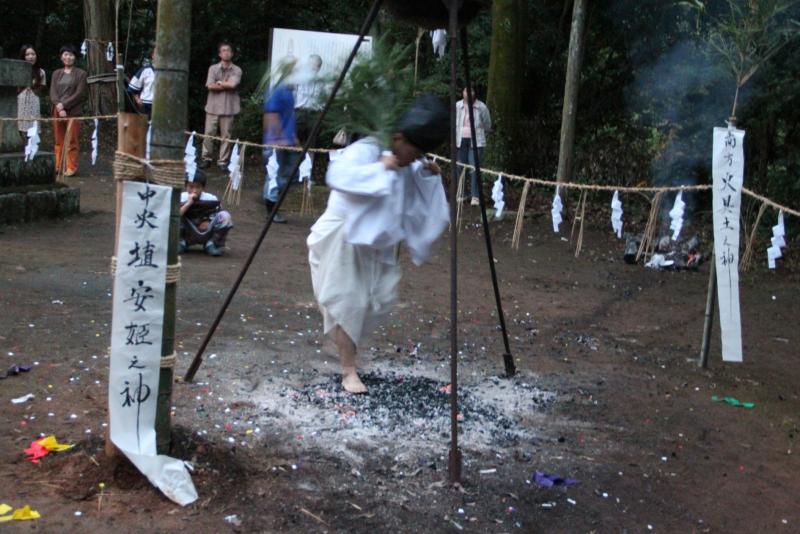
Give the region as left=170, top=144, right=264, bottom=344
left=0, top=152, right=55, bottom=188
left=0, top=192, right=26, bottom=225
left=25, top=189, right=58, bottom=221
left=56, top=186, right=80, bottom=216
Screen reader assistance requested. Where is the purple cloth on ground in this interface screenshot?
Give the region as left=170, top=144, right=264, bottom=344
left=0, top=364, right=33, bottom=379
left=534, top=471, right=579, bottom=488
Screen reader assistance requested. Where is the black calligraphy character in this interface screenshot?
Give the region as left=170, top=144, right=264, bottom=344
left=723, top=152, right=734, bottom=167
left=127, top=355, right=146, bottom=369
left=127, top=241, right=158, bottom=268
left=134, top=208, right=158, bottom=229
left=137, top=184, right=156, bottom=206
left=724, top=132, right=736, bottom=149
left=125, top=322, right=153, bottom=345
left=722, top=194, right=735, bottom=214
left=124, top=280, right=153, bottom=312
left=720, top=249, right=736, bottom=267
left=721, top=173, right=737, bottom=193
left=119, top=373, right=152, bottom=451
left=722, top=217, right=734, bottom=231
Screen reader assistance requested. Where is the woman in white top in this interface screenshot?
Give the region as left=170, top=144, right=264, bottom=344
left=16, top=44, right=47, bottom=135
left=455, top=85, right=492, bottom=206
left=308, top=94, right=450, bottom=394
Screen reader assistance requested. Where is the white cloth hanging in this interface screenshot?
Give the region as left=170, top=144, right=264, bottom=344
left=24, top=121, right=40, bottom=162
left=106, top=42, right=115, bottom=62
left=91, top=119, right=99, bottom=165
left=227, top=142, right=241, bottom=190
left=431, top=30, right=447, bottom=59
left=80, top=40, right=88, bottom=57
left=184, top=132, right=197, bottom=181
left=767, top=211, right=786, bottom=269
left=491, top=176, right=505, bottom=219
left=145, top=123, right=152, bottom=161
left=610, top=190, right=623, bottom=238
left=551, top=189, right=563, bottom=233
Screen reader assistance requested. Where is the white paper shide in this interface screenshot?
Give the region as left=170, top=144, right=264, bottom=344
left=109, top=181, right=197, bottom=505
left=491, top=176, right=505, bottom=219
left=184, top=132, right=197, bottom=182
left=669, top=191, right=685, bottom=240
left=551, top=189, right=563, bottom=233
left=610, top=190, right=623, bottom=238
left=767, top=211, right=786, bottom=269
left=712, top=127, right=745, bottom=363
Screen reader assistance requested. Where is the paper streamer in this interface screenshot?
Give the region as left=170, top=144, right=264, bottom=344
left=551, top=189, right=563, bottom=233
left=267, top=151, right=279, bottom=194
left=431, top=29, right=447, bottom=59
left=24, top=121, right=39, bottom=162
left=80, top=40, right=87, bottom=57
left=109, top=182, right=197, bottom=505
left=106, top=42, right=115, bottom=62
left=669, top=191, right=685, bottom=240
left=299, top=153, right=313, bottom=183
left=491, top=176, right=505, bottom=219
left=610, top=190, right=623, bottom=238
left=767, top=211, right=786, bottom=269
left=145, top=123, right=152, bottom=161
left=184, top=131, right=197, bottom=182
left=228, top=142, right=241, bottom=191
left=91, top=119, right=99, bottom=165
left=712, top=126, right=745, bottom=362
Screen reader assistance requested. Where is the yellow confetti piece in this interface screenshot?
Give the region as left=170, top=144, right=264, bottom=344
left=0, top=503, right=12, bottom=515
left=245, top=429, right=254, bottom=435
left=37, top=435, right=74, bottom=452
left=0, top=505, right=40, bottom=522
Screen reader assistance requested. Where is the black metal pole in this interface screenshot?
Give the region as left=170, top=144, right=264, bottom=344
left=447, top=0, right=463, bottom=485
left=183, top=0, right=384, bottom=383
left=460, top=27, right=516, bottom=377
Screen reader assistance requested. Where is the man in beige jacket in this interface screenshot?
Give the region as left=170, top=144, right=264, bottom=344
left=200, top=41, right=242, bottom=170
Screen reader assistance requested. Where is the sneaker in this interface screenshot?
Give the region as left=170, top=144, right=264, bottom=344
left=265, top=200, right=287, bottom=224
left=205, top=242, right=222, bottom=256
left=471, top=197, right=480, bottom=206
left=178, top=240, right=187, bottom=254
left=198, top=159, right=212, bottom=169
left=217, top=162, right=228, bottom=172
left=272, top=211, right=287, bottom=224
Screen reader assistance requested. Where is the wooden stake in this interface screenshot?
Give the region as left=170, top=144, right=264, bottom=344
left=511, top=181, right=530, bottom=249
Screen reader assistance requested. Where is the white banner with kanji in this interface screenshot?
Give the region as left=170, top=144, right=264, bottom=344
left=712, top=127, right=745, bottom=363
left=109, top=181, right=197, bottom=505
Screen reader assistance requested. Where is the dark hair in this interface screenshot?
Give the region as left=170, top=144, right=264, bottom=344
left=59, top=44, right=78, bottom=57
left=187, top=169, right=207, bottom=187
left=19, top=44, right=43, bottom=87
left=218, top=41, right=234, bottom=53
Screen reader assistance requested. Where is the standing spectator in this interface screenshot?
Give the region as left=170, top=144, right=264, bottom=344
left=455, top=85, right=492, bottom=206
left=200, top=41, right=242, bottom=170
left=293, top=54, right=324, bottom=143
left=16, top=44, right=46, bottom=137
left=128, top=47, right=156, bottom=118
left=262, top=62, right=300, bottom=224
left=50, top=45, right=88, bottom=177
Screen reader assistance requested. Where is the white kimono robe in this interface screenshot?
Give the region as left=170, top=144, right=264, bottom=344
left=307, top=138, right=449, bottom=345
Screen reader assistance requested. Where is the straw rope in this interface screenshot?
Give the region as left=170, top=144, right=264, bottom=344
left=160, top=352, right=177, bottom=369
left=740, top=201, right=768, bottom=272
left=110, top=256, right=182, bottom=283
left=6, top=115, right=798, bottom=221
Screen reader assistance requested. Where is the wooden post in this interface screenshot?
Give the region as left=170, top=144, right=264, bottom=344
left=150, top=0, right=191, bottom=454
left=83, top=0, right=117, bottom=115
left=699, top=253, right=716, bottom=368
left=106, top=111, right=148, bottom=458
left=447, top=0, right=462, bottom=485
left=556, top=0, right=587, bottom=184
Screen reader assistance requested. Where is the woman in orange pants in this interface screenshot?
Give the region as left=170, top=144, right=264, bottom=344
left=50, top=45, right=88, bottom=176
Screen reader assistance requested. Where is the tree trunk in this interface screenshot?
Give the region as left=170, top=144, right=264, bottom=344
left=486, top=0, right=525, bottom=170
left=151, top=0, right=192, bottom=454
left=556, top=0, right=587, bottom=184
left=83, top=0, right=117, bottom=114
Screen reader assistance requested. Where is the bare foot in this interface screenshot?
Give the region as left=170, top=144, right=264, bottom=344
left=342, top=368, right=367, bottom=394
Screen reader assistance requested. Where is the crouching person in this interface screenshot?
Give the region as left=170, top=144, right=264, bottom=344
left=179, top=171, right=233, bottom=256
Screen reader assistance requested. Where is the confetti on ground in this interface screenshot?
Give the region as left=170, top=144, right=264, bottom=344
left=711, top=396, right=755, bottom=409
left=24, top=435, right=74, bottom=463
left=533, top=471, right=579, bottom=488
left=0, top=505, right=41, bottom=522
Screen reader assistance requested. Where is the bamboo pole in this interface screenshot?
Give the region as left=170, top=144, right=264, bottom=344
left=555, top=0, right=586, bottom=185
left=150, top=0, right=192, bottom=454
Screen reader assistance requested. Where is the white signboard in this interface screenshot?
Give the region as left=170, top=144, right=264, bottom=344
left=109, top=181, right=197, bottom=505
left=269, top=28, right=372, bottom=87
left=712, top=127, right=745, bottom=363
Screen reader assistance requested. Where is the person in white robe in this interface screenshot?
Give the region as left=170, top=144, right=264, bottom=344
left=308, top=94, right=450, bottom=393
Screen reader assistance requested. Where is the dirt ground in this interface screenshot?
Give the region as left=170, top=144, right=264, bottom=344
left=1, top=156, right=798, bottom=534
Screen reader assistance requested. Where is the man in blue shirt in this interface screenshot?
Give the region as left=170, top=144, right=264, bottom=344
left=262, top=80, right=300, bottom=224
